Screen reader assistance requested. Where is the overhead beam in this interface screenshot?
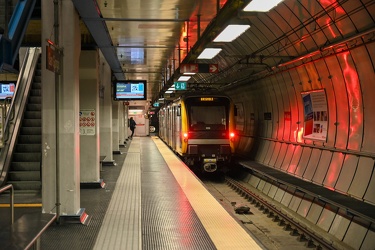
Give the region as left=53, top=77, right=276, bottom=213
left=72, top=0, right=124, bottom=80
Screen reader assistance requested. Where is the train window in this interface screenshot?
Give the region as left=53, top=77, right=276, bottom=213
left=189, top=105, right=227, bottom=131
left=177, top=105, right=181, bottom=116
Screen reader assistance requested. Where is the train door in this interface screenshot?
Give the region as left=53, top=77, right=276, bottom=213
left=167, top=106, right=173, bottom=146
left=174, top=104, right=182, bottom=154
left=171, top=105, right=176, bottom=150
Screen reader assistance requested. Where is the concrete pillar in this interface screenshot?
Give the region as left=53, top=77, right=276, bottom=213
left=79, top=50, right=101, bottom=185
left=57, top=0, right=81, bottom=215
left=41, top=0, right=81, bottom=216
left=118, top=102, right=125, bottom=146
left=41, top=0, right=56, bottom=214
left=99, top=52, right=114, bottom=164
left=112, top=101, right=120, bottom=153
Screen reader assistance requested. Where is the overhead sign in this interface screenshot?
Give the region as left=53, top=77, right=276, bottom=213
left=174, top=81, right=187, bottom=90
left=180, top=63, right=218, bottom=73
left=180, top=63, right=198, bottom=73
left=46, top=45, right=60, bottom=74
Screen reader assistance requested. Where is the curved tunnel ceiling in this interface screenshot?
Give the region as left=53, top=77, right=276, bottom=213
left=71, top=0, right=375, bottom=104
left=190, top=0, right=375, bottom=91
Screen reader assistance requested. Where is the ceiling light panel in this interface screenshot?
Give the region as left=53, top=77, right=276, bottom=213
left=197, top=48, right=222, bottom=59
left=243, top=0, right=284, bottom=12
left=213, top=24, right=250, bottom=42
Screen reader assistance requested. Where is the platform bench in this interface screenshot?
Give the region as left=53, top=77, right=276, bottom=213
left=0, top=212, right=56, bottom=250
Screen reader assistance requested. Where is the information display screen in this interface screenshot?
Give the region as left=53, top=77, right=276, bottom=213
left=0, top=82, right=16, bottom=100
left=113, top=80, right=147, bottom=101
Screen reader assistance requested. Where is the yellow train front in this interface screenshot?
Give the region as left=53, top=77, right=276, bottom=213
left=159, top=91, right=236, bottom=172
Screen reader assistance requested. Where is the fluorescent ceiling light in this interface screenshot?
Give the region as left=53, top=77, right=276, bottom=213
left=243, top=0, right=284, bottom=12
left=183, top=72, right=196, bottom=75
left=197, top=48, right=222, bottom=59
left=213, top=25, right=250, bottom=42
left=168, top=87, right=175, bottom=91
left=178, top=76, right=191, bottom=81
left=165, top=90, right=173, bottom=94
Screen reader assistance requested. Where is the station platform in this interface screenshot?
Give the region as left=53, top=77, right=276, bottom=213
left=39, top=136, right=265, bottom=249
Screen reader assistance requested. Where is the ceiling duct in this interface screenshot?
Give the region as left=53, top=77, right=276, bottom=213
left=72, top=0, right=124, bottom=80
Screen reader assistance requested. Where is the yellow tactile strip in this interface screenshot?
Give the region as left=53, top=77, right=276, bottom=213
left=93, top=138, right=141, bottom=250
left=151, top=137, right=264, bottom=250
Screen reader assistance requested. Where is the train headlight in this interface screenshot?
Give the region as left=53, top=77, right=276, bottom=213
left=183, top=132, right=188, bottom=142
left=230, top=132, right=235, bottom=142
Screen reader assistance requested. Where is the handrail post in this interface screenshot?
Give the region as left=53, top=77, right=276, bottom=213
left=0, top=184, right=14, bottom=224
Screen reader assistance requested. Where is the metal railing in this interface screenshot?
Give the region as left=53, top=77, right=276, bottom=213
left=0, top=184, right=14, bottom=224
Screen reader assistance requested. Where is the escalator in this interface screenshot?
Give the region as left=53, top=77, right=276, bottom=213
left=7, top=52, right=41, bottom=191
left=0, top=47, right=42, bottom=192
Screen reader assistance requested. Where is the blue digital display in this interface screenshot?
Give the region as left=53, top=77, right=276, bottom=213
left=113, top=80, right=147, bottom=101
left=0, top=82, right=16, bottom=99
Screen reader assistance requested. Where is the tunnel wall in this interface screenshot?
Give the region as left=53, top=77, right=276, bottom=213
left=228, top=40, right=375, bottom=206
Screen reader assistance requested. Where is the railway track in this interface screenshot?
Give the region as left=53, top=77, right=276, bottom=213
left=200, top=172, right=342, bottom=250
left=224, top=177, right=336, bottom=250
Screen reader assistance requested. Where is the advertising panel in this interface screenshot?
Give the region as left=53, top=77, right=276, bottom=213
left=302, top=89, right=328, bottom=141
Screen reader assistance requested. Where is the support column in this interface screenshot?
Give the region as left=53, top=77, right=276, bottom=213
left=118, top=102, right=125, bottom=147
left=79, top=50, right=104, bottom=188
left=112, top=101, right=120, bottom=154
left=42, top=0, right=84, bottom=220
left=41, top=0, right=56, bottom=215
left=99, top=52, right=115, bottom=165
left=57, top=0, right=81, bottom=217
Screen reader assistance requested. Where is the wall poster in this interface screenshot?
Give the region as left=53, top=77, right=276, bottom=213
left=79, top=109, right=96, bottom=135
left=302, top=89, right=328, bottom=141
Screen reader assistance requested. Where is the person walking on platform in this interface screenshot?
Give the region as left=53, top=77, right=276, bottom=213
left=129, top=117, right=136, bottom=139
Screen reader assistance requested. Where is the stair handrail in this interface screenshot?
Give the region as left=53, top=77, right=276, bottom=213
left=0, top=184, right=14, bottom=224
left=0, top=47, right=41, bottom=186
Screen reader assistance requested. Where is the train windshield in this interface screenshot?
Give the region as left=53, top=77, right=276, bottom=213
left=187, top=97, right=230, bottom=131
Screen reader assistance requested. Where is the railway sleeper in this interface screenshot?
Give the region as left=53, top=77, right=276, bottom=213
left=267, top=211, right=274, bottom=218
left=289, top=228, right=300, bottom=236
left=298, top=233, right=307, bottom=242
left=305, top=239, right=317, bottom=248
left=283, top=223, right=292, bottom=231
left=278, top=219, right=286, bottom=227
left=272, top=215, right=280, bottom=222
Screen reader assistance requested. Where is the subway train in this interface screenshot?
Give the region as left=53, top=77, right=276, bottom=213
left=158, top=89, right=236, bottom=172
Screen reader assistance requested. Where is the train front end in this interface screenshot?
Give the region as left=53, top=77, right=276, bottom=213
left=180, top=95, right=235, bottom=172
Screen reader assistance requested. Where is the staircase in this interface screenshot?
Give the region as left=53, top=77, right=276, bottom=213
left=7, top=56, right=42, bottom=191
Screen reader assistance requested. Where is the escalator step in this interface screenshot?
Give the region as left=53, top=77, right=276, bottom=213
left=20, top=127, right=41, bottom=135
left=24, top=111, right=41, bottom=119
left=28, top=96, right=41, bottom=104
left=15, top=144, right=41, bottom=152
left=11, top=162, right=40, bottom=171
left=17, top=135, right=41, bottom=144
left=7, top=181, right=41, bottom=190
left=26, top=103, right=41, bottom=111
left=8, top=171, right=40, bottom=181
left=12, top=153, right=41, bottom=162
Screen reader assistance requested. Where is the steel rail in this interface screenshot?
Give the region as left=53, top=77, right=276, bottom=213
left=225, top=177, right=337, bottom=250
